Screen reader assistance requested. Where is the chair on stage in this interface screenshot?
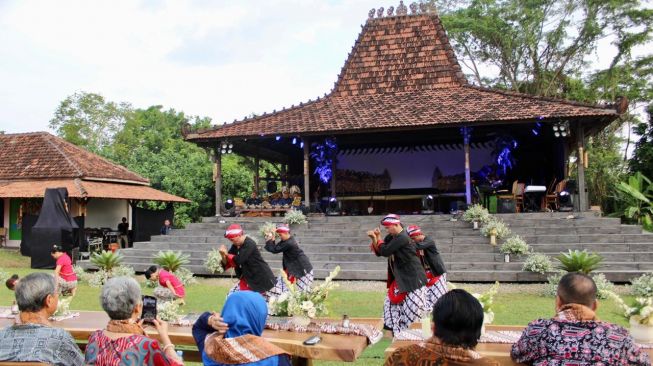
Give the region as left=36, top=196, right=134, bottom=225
left=497, top=181, right=526, bottom=212
left=544, top=179, right=568, bottom=211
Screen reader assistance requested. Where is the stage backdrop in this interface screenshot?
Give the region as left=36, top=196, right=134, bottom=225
left=337, top=144, right=494, bottom=190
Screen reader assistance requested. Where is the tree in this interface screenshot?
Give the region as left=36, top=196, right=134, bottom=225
left=630, top=105, right=653, bottom=179
left=49, top=92, right=131, bottom=154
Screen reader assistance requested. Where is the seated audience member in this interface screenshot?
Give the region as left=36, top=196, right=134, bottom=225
left=5, top=274, right=19, bottom=291
left=145, top=265, right=186, bottom=304
left=193, top=291, right=290, bottom=366
left=511, top=272, right=650, bottom=365
left=385, top=289, right=499, bottom=366
left=85, top=277, right=182, bottom=366
left=161, top=219, right=173, bottom=235
left=0, top=272, right=84, bottom=365
left=245, top=191, right=262, bottom=206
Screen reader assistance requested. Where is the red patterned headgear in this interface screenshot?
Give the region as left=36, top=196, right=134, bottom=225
left=407, top=225, right=423, bottom=238
left=275, top=224, right=290, bottom=234
left=381, top=214, right=401, bottom=226
left=224, top=224, right=243, bottom=239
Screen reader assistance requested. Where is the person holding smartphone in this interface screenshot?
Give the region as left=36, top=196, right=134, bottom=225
left=368, top=214, right=428, bottom=334
left=85, top=277, right=183, bottom=365
left=264, top=223, right=314, bottom=292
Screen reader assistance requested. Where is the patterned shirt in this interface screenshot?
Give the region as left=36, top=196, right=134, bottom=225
left=0, top=323, right=84, bottom=366
left=85, top=330, right=182, bottom=366
left=511, top=304, right=650, bottom=365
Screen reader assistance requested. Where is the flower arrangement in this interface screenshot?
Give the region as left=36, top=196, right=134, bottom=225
left=499, top=236, right=530, bottom=255
left=259, top=222, right=278, bottom=240
left=472, top=281, right=499, bottom=324
left=284, top=210, right=308, bottom=225
left=481, top=218, right=511, bottom=239
left=75, top=264, right=136, bottom=288
left=204, top=249, right=225, bottom=274
left=174, top=267, right=197, bottom=286
left=54, top=297, right=72, bottom=317
left=608, top=292, right=653, bottom=326
left=631, top=273, right=653, bottom=298
left=522, top=253, right=553, bottom=274
left=462, top=204, right=491, bottom=224
left=268, top=266, right=341, bottom=319
left=157, top=300, right=183, bottom=322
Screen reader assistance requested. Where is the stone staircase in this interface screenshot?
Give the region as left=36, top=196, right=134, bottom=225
left=80, top=212, right=653, bottom=282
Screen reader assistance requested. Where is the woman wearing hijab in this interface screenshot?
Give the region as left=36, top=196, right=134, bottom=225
left=192, top=291, right=291, bottom=366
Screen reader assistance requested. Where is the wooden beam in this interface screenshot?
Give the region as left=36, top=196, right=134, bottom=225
left=215, top=148, right=222, bottom=216
left=233, top=141, right=290, bottom=164
left=303, top=140, right=310, bottom=207
left=330, top=156, right=337, bottom=197
left=576, top=122, right=588, bottom=211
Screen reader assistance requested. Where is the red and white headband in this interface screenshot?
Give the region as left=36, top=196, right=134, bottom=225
left=407, top=225, right=423, bottom=238
left=224, top=224, right=243, bottom=239
left=381, top=214, right=401, bottom=226
left=275, top=224, right=290, bottom=234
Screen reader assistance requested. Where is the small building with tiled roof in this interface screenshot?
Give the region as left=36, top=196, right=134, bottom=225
left=0, top=132, right=189, bottom=247
left=186, top=4, right=625, bottom=215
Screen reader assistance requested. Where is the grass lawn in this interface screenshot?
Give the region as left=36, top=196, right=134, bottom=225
left=0, top=249, right=634, bottom=365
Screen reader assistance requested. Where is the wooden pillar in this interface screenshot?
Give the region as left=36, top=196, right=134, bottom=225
left=576, top=122, right=587, bottom=212
left=254, top=152, right=260, bottom=193
left=214, top=147, right=222, bottom=216
left=303, top=140, right=310, bottom=207
left=330, top=156, right=337, bottom=197
left=463, top=127, right=472, bottom=205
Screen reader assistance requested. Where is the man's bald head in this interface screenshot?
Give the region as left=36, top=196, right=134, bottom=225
left=557, top=272, right=597, bottom=308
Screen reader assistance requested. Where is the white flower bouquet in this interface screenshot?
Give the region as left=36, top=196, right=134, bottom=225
left=472, top=281, right=499, bottom=324
left=608, top=292, right=653, bottom=326
left=268, top=266, right=340, bottom=319
left=204, top=249, right=225, bottom=274
left=462, top=204, right=491, bottom=224
left=157, top=300, right=183, bottom=322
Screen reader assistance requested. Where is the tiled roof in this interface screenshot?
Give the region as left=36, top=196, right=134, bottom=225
left=0, top=132, right=149, bottom=183
left=187, top=14, right=617, bottom=141
left=0, top=179, right=190, bottom=202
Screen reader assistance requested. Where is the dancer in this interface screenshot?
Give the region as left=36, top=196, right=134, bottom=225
left=265, top=223, right=314, bottom=292
left=219, top=224, right=280, bottom=301
left=407, top=225, right=448, bottom=309
left=368, top=214, right=428, bottom=333
left=144, top=265, right=186, bottom=304
left=51, top=245, right=77, bottom=296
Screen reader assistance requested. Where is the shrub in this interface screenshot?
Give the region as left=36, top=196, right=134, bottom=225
left=0, top=269, right=8, bottom=284
left=543, top=271, right=566, bottom=296
left=555, top=250, right=603, bottom=274
left=78, top=265, right=135, bottom=288
left=90, top=251, right=123, bottom=272
left=284, top=210, right=308, bottom=225
left=173, top=267, right=197, bottom=286
left=481, top=218, right=511, bottom=239
left=630, top=273, right=653, bottom=297
left=499, top=236, right=530, bottom=255
left=153, top=251, right=190, bottom=272
left=522, top=253, right=553, bottom=274
left=204, top=249, right=225, bottom=274
left=543, top=271, right=614, bottom=300
left=462, top=204, right=490, bottom=224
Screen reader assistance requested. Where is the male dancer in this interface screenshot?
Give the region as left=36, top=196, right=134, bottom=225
left=265, top=223, right=314, bottom=292
left=407, top=225, right=448, bottom=308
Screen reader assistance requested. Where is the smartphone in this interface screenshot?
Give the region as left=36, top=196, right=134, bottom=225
left=141, top=295, right=157, bottom=323
left=303, top=335, right=321, bottom=346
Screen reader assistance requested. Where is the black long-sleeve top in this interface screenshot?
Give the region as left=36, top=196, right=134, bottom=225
left=376, top=230, right=427, bottom=293
left=264, top=236, right=313, bottom=277
left=415, top=236, right=447, bottom=276
left=227, top=237, right=276, bottom=293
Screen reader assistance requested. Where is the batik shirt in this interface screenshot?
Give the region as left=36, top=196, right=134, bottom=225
left=511, top=303, right=651, bottom=366
left=85, top=330, right=181, bottom=366
left=0, top=323, right=84, bottom=366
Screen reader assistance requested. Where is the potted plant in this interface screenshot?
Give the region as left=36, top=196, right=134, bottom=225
left=472, top=281, right=499, bottom=335
left=268, top=266, right=340, bottom=327
left=284, top=210, right=308, bottom=226
left=152, top=250, right=196, bottom=286
left=499, top=236, right=530, bottom=262
left=481, top=218, right=511, bottom=246
left=522, top=252, right=553, bottom=274
left=608, top=292, right=653, bottom=343
left=555, top=250, right=603, bottom=274
left=462, top=204, right=490, bottom=229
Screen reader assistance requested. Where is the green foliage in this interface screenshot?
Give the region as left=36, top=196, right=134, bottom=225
left=499, top=236, right=530, bottom=255
left=631, top=105, right=653, bottom=180
left=613, top=172, right=653, bottom=231
left=630, top=273, right=653, bottom=298
left=49, top=92, right=131, bottom=154
left=522, top=253, right=553, bottom=274
left=90, top=251, right=124, bottom=271
left=173, top=267, right=197, bottom=287
left=153, top=250, right=189, bottom=272
left=555, top=250, right=603, bottom=274
left=0, top=269, right=8, bottom=284
left=583, top=129, right=626, bottom=212
left=284, top=210, right=308, bottom=225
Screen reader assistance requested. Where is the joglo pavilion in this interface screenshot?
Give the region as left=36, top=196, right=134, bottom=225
left=184, top=5, right=626, bottom=217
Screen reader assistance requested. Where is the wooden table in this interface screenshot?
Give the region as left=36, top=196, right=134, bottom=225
left=0, top=311, right=381, bottom=365
left=384, top=325, right=653, bottom=364
left=237, top=208, right=291, bottom=217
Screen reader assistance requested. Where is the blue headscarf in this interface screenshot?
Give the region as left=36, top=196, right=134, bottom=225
left=222, top=291, right=268, bottom=338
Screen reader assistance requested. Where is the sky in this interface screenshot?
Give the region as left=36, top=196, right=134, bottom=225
left=0, top=0, right=649, bottom=134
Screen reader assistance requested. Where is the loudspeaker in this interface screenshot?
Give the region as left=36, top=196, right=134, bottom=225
left=497, top=198, right=516, bottom=213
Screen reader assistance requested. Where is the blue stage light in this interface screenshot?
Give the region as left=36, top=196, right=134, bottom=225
left=275, top=136, right=281, bottom=141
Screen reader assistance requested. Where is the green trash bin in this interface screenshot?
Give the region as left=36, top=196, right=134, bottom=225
left=489, top=195, right=497, bottom=213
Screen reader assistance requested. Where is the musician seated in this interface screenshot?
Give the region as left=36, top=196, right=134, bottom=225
left=277, top=191, right=293, bottom=206
left=245, top=191, right=262, bottom=206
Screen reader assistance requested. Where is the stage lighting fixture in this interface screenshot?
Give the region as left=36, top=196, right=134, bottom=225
left=558, top=191, right=573, bottom=212
left=327, top=197, right=340, bottom=216
left=554, top=132, right=560, bottom=137
left=275, top=136, right=281, bottom=141
left=553, top=125, right=559, bottom=131
left=292, top=137, right=297, bottom=145
left=224, top=199, right=234, bottom=210
left=553, top=121, right=570, bottom=138
left=421, top=194, right=435, bottom=214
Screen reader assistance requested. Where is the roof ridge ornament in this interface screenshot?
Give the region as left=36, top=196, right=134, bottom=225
left=397, top=1, right=408, bottom=15
left=370, top=2, right=425, bottom=18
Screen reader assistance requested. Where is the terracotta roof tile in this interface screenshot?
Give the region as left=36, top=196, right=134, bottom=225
left=186, top=14, right=618, bottom=141
left=0, top=132, right=149, bottom=183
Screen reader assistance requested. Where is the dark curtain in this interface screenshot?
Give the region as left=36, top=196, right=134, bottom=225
left=19, top=214, right=39, bottom=256
left=29, top=188, right=78, bottom=269
left=132, top=205, right=174, bottom=242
